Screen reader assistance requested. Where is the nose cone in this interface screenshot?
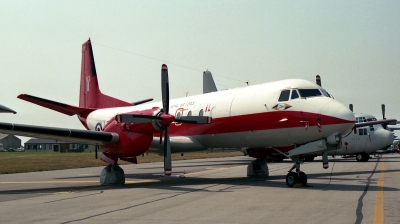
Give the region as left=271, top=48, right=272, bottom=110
left=375, top=129, right=395, bottom=149
left=321, top=100, right=355, bottom=135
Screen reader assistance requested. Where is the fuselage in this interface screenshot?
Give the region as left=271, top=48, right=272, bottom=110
left=82, top=79, right=355, bottom=152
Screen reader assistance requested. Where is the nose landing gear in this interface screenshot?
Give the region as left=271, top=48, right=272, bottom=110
left=286, top=155, right=308, bottom=187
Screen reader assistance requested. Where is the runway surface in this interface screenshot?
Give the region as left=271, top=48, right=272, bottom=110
left=1, top=153, right=400, bottom=224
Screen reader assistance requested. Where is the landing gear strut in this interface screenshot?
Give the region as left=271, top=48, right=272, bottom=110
left=286, top=155, right=307, bottom=187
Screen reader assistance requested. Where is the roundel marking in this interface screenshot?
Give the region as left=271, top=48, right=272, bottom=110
left=95, top=123, right=103, bottom=131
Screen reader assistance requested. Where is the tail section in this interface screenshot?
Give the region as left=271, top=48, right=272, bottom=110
left=80, top=39, right=132, bottom=108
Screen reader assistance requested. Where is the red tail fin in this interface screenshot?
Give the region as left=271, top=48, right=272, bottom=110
left=80, top=39, right=132, bottom=108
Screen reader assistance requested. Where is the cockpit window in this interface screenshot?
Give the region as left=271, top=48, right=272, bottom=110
left=320, top=88, right=331, bottom=98
left=278, top=90, right=290, bottom=102
left=366, top=118, right=377, bottom=122
left=298, top=89, right=322, bottom=98
left=291, top=90, right=299, bottom=99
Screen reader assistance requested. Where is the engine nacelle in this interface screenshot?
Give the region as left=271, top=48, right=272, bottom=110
left=100, top=116, right=154, bottom=158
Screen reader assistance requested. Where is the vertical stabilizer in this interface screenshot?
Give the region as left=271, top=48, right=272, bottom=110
left=203, top=71, right=218, bottom=93
left=80, top=39, right=132, bottom=109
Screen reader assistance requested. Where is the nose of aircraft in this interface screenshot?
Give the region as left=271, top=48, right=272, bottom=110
left=375, top=129, right=395, bottom=147
left=321, top=100, right=355, bottom=134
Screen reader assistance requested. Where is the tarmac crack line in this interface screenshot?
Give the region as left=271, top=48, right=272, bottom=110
left=354, top=156, right=380, bottom=224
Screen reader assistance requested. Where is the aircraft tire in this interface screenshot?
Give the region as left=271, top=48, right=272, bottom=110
left=286, top=172, right=299, bottom=187
left=356, top=152, right=369, bottom=162
left=356, top=153, right=363, bottom=162
left=299, top=171, right=307, bottom=186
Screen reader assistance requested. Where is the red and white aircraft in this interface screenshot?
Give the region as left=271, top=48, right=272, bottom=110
left=0, top=39, right=357, bottom=187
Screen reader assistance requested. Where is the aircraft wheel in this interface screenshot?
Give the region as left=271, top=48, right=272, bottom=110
left=356, top=152, right=369, bottom=162
left=286, top=172, right=299, bottom=187
left=299, top=171, right=307, bottom=186
left=356, top=153, right=363, bottom=162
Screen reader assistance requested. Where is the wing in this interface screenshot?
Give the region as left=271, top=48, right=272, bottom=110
left=0, top=122, right=119, bottom=145
left=354, top=118, right=397, bottom=128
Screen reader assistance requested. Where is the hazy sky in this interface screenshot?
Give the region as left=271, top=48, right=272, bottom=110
left=1, top=1, right=400, bottom=143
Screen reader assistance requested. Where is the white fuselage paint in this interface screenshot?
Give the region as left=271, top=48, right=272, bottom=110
left=86, top=79, right=355, bottom=150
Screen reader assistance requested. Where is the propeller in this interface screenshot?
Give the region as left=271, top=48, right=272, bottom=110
left=349, top=104, right=353, bottom=112
left=382, top=104, right=386, bottom=120
left=115, top=64, right=212, bottom=176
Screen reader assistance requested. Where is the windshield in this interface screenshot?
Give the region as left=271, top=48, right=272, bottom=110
left=298, top=89, right=322, bottom=98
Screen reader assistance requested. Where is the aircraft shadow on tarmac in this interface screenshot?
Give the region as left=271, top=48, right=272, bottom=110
left=2, top=167, right=400, bottom=197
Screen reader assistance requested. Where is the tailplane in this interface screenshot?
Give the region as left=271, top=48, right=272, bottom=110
left=80, top=39, right=132, bottom=108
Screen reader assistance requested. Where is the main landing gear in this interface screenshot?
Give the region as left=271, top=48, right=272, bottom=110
left=100, top=164, right=125, bottom=185
left=247, top=159, right=269, bottom=178
left=286, top=155, right=308, bottom=187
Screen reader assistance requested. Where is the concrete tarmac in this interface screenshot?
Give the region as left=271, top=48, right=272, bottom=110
left=1, top=153, right=399, bottom=224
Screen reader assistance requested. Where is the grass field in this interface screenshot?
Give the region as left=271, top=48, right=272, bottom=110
left=0, top=150, right=244, bottom=174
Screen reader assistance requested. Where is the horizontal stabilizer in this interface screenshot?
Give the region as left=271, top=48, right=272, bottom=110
left=0, top=122, right=119, bottom=145
left=355, top=118, right=397, bottom=128
left=18, top=94, right=93, bottom=116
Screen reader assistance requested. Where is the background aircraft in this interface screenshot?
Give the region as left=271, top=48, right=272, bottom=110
left=304, top=112, right=395, bottom=162
left=0, top=39, right=356, bottom=187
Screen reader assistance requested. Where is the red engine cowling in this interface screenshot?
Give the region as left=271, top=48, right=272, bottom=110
left=99, top=107, right=163, bottom=159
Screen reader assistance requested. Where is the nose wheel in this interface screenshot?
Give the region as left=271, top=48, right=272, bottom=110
left=286, top=156, right=308, bottom=187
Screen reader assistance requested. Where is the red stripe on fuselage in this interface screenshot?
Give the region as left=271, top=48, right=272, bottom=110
left=167, top=110, right=353, bottom=136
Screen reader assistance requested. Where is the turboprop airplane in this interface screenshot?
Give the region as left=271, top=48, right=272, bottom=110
left=0, top=39, right=357, bottom=187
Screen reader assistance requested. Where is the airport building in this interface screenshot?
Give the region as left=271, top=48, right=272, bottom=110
left=0, top=134, right=22, bottom=151
left=24, top=138, right=95, bottom=153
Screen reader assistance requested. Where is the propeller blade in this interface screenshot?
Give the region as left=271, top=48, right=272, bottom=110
left=132, top=98, right=153, bottom=106
left=316, top=75, right=321, bottom=87
left=161, top=64, right=169, bottom=114
left=163, top=126, right=172, bottom=176
left=116, top=114, right=162, bottom=123
left=382, top=104, right=386, bottom=120
left=0, top=104, right=17, bottom=114
left=349, top=104, right=353, bottom=112
left=95, top=145, right=98, bottom=159
left=175, top=116, right=212, bottom=124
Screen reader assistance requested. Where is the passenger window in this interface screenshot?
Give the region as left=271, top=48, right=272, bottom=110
left=369, top=126, right=374, bottom=131
left=291, top=90, right=299, bottom=99
left=187, top=111, right=192, bottom=117
left=278, top=90, right=290, bottom=102
left=176, top=112, right=182, bottom=118
left=199, top=109, right=204, bottom=116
